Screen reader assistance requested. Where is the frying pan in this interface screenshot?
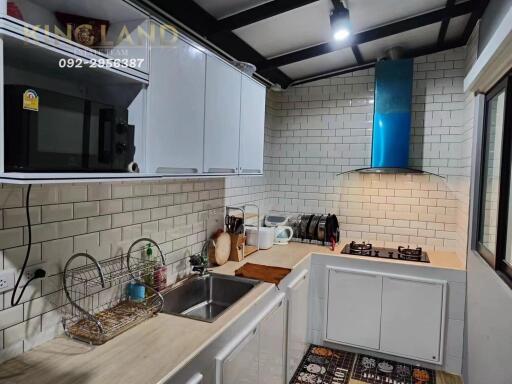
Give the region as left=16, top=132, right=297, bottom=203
left=308, top=215, right=322, bottom=241
left=325, top=214, right=340, bottom=251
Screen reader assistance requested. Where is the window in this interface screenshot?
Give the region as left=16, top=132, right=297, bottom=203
left=477, top=74, right=512, bottom=284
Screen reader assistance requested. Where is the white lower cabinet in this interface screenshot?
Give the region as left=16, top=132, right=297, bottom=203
left=326, top=268, right=382, bottom=350
left=220, top=326, right=260, bottom=384
left=286, top=270, right=310, bottom=382
left=380, top=276, right=445, bottom=363
left=216, top=295, right=286, bottom=384
left=325, top=267, right=446, bottom=364
left=259, top=299, right=286, bottom=384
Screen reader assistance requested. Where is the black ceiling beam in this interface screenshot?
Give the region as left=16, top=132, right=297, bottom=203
left=351, top=46, right=364, bottom=65
left=437, top=0, right=456, bottom=47
left=147, top=0, right=292, bottom=87
left=462, top=0, right=490, bottom=42
left=258, top=0, right=474, bottom=71
left=291, top=36, right=467, bottom=87
left=207, top=0, right=319, bottom=36
left=291, top=62, right=376, bottom=86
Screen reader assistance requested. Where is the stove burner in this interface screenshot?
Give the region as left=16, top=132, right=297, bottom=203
left=349, top=241, right=373, bottom=256
left=397, top=246, right=423, bottom=260
left=341, top=242, right=430, bottom=263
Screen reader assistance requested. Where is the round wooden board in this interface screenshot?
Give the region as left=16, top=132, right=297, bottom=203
left=209, top=232, right=231, bottom=266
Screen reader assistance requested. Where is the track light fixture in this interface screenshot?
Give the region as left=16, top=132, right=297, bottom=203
left=330, top=0, right=351, bottom=41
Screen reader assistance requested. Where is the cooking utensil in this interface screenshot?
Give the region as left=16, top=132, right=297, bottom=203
left=300, top=214, right=313, bottom=240
left=317, top=215, right=327, bottom=243
left=308, top=215, right=322, bottom=241
left=325, top=214, right=340, bottom=250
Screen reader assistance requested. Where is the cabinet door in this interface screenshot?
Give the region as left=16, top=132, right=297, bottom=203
left=239, top=76, right=266, bottom=175
left=204, top=56, right=242, bottom=174
left=146, top=25, right=206, bottom=174
left=221, top=327, right=260, bottom=384
left=326, top=268, right=382, bottom=350
left=286, top=270, right=310, bottom=382
left=259, top=298, right=286, bottom=384
left=380, top=276, right=445, bottom=363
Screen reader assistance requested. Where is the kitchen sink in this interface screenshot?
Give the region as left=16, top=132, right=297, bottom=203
left=161, top=273, right=261, bottom=322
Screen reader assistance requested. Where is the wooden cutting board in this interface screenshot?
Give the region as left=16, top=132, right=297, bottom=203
left=235, top=263, right=292, bottom=285
left=209, top=232, right=231, bottom=266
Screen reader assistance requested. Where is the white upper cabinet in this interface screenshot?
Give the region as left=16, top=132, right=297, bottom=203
left=204, top=56, right=242, bottom=175
left=326, top=268, right=382, bottom=350
left=239, top=76, right=266, bottom=175
left=380, top=276, right=445, bottom=363
left=146, top=24, right=206, bottom=175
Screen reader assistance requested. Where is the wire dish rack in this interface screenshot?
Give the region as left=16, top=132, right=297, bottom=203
left=62, top=238, right=166, bottom=345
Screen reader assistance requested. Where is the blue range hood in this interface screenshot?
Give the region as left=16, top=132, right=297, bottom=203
left=346, top=58, right=428, bottom=175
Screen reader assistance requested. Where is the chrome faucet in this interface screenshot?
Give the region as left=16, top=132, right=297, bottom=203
left=190, top=240, right=211, bottom=276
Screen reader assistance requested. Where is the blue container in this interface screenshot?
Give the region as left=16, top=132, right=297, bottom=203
left=128, top=282, right=145, bottom=302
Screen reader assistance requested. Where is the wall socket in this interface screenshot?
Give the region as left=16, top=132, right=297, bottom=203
left=0, top=270, right=15, bottom=293
left=20, top=262, right=47, bottom=285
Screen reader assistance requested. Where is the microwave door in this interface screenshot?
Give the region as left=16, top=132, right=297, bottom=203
left=30, top=90, right=87, bottom=171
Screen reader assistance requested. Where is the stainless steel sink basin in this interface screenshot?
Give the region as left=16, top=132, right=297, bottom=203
left=161, top=273, right=261, bottom=322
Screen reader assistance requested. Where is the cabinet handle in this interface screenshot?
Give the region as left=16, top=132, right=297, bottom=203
left=156, top=167, right=199, bottom=174
left=241, top=169, right=262, bottom=174
left=207, top=168, right=237, bottom=173
left=186, top=373, right=204, bottom=384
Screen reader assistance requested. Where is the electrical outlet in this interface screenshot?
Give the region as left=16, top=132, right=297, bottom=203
left=21, top=262, right=47, bottom=284
left=0, top=270, right=15, bottom=293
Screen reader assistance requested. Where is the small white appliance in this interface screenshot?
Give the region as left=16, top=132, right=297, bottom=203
left=264, top=215, right=294, bottom=245
left=264, top=215, right=289, bottom=227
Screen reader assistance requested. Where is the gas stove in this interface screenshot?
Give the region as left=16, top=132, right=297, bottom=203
left=341, top=241, right=430, bottom=263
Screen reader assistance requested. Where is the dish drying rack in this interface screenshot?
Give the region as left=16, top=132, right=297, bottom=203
left=226, top=204, right=260, bottom=258
left=62, top=238, right=166, bottom=345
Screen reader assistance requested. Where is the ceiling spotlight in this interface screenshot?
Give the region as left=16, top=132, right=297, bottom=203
left=330, top=1, right=351, bottom=41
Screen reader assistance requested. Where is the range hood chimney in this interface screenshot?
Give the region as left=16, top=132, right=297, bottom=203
left=341, top=50, right=438, bottom=176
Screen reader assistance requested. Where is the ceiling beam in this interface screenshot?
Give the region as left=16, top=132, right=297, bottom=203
left=437, top=0, right=456, bottom=47
left=258, top=0, right=474, bottom=71
left=291, top=62, right=376, bottom=86
left=207, top=0, right=319, bottom=36
left=462, top=0, right=490, bottom=42
left=290, top=37, right=467, bottom=87
left=147, top=0, right=293, bottom=87
left=351, top=46, right=364, bottom=65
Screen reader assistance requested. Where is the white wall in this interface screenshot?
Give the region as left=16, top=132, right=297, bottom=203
left=267, top=48, right=468, bottom=254
left=463, top=6, right=512, bottom=382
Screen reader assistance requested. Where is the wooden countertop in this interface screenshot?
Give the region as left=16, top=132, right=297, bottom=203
left=0, top=242, right=464, bottom=384
left=214, top=241, right=465, bottom=275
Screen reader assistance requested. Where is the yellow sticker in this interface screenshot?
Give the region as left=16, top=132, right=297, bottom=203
left=23, top=89, right=39, bottom=112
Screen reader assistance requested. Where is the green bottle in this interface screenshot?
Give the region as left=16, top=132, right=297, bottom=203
left=144, top=243, right=155, bottom=293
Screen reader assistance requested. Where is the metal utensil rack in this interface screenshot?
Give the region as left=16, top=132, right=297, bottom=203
left=226, top=204, right=260, bottom=258
left=62, top=238, right=166, bottom=345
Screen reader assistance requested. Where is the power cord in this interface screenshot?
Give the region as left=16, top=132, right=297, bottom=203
left=11, top=184, right=46, bottom=307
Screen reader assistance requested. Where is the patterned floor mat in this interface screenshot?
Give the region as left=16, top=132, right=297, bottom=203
left=290, top=345, right=356, bottom=384
left=351, top=354, right=437, bottom=384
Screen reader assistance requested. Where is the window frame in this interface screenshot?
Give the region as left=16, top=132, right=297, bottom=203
left=476, top=73, right=512, bottom=286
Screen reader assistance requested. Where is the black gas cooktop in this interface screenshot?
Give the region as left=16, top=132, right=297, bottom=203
left=341, top=241, right=430, bottom=263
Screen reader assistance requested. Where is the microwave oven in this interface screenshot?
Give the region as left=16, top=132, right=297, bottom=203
left=4, top=85, right=136, bottom=173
